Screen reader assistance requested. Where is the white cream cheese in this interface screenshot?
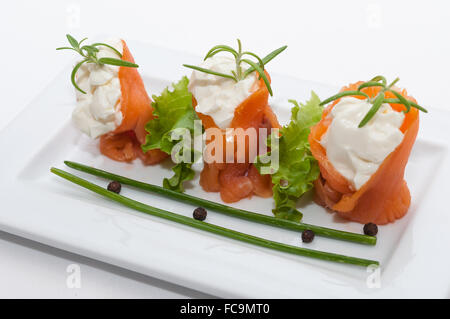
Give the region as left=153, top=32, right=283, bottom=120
left=188, top=55, right=257, bottom=129
left=320, top=97, right=405, bottom=190
left=72, top=39, right=124, bottom=139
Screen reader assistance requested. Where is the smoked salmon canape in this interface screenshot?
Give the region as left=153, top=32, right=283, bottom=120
left=57, top=34, right=167, bottom=165
left=309, top=76, right=428, bottom=224
left=183, top=40, right=287, bottom=204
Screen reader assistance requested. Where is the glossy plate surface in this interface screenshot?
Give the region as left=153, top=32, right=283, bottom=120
left=1, top=41, right=449, bottom=298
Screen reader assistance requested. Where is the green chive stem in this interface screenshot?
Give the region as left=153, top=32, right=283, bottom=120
left=51, top=167, right=379, bottom=267
left=319, top=91, right=369, bottom=106
left=64, top=161, right=377, bottom=246
left=182, top=64, right=237, bottom=81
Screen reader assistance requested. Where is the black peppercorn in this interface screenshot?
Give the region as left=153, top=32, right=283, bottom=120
left=301, top=230, right=315, bottom=243
left=107, top=181, right=122, bottom=194
left=193, top=207, right=207, bottom=221
left=363, top=223, right=378, bottom=236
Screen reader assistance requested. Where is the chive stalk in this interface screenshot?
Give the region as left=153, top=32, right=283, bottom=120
left=51, top=167, right=379, bottom=267
left=64, top=161, right=377, bottom=245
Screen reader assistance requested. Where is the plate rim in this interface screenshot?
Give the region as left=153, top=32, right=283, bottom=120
left=1, top=40, right=450, bottom=298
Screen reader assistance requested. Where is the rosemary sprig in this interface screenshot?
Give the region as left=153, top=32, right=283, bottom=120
left=57, top=34, right=139, bottom=94
left=51, top=167, right=379, bottom=267
left=64, top=161, right=377, bottom=245
left=319, top=76, right=428, bottom=127
left=183, top=40, right=287, bottom=96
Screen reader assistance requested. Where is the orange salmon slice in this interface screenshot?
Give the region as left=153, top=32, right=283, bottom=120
left=197, top=71, right=279, bottom=203
left=309, top=82, right=420, bottom=224
left=99, top=40, right=167, bottom=165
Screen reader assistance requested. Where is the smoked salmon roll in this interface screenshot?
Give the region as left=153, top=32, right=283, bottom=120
left=184, top=41, right=286, bottom=203
left=309, top=77, right=427, bottom=224
left=58, top=35, right=167, bottom=165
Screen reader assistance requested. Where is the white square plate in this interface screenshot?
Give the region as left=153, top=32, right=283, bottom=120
left=1, top=41, right=449, bottom=298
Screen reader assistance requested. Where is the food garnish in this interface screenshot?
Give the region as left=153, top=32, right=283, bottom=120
left=183, top=40, right=287, bottom=96
left=319, top=76, right=428, bottom=127
left=193, top=207, right=207, bottom=221
left=363, top=223, right=378, bottom=236
left=142, top=77, right=200, bottom=192
left=57, top=34, right=138, bottom=94
left=51, top=166, right=379, bottom=267
left=107, top=181, right=122, bottom=194
left=64, top=161, right=377, bottom=245
left=256, top=92, right=323, bottom=222
left=302, top=230, right=315, bottom=243
left=311, top=80, right=423, bottom=224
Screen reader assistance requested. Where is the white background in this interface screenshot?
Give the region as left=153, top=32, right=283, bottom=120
left=0, top=0, right=448, bottom=298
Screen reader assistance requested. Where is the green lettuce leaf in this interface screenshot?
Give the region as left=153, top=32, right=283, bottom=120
left=163, top=162, right=195, bottom=193
left=142, top=76, right=200, bottom=192
left=255, top=91, right=323, bottom=222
